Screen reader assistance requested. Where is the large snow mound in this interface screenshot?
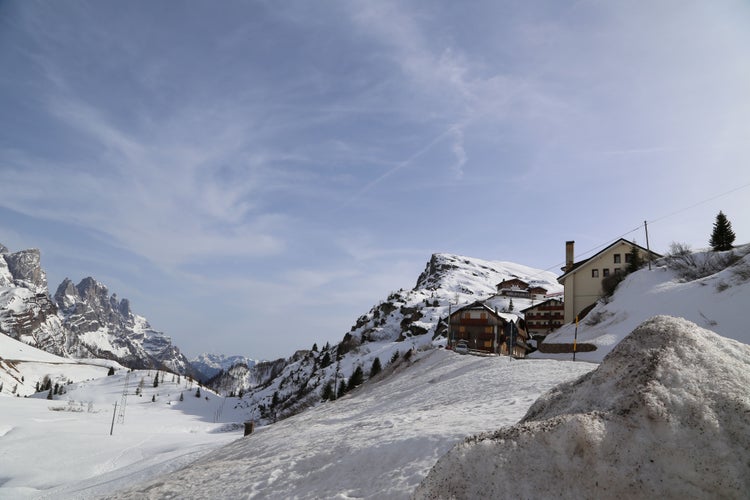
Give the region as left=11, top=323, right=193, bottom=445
left=415, top=316, right=750, bottom=499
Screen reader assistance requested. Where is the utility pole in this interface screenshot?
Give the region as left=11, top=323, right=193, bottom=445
left=644, top=220, right=652, bottom=270
left=110, top=402, right=118, bottom=436
left=573, top=315, right=579, bottom=362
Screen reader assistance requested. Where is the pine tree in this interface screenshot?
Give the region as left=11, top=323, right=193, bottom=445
left=179, top=392, right=184, bottom=402
left=320, top=352, right=332, bottom=368
left=710, top=211, right=736, bottom=251
left=369, top=357, right=382, bottom=378
left=508, top=299, right=514, bottom=312
left=348, top=366, right=364, bottom=391
left=195, top=387, right=201, bottom=398
left=312, top=343, right=319, bottom=352
left=627, top=245, right=643, bottom=273
left=152, top=394, right=156, bottom=402
left=153, top=372, right=160, bottom=388
left=107, top=366, right=115, bottom=376
left=337, top=381, right=348, bottom=398
left=47, top=388, right=53, bottom=400
left=390, top=350, right=400, bottom=364
left=321, top=381, right=334, bottom=401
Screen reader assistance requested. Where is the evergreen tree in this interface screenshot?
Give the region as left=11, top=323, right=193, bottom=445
left=627, top=245, right=643, bottom=273
left=195, top=387, right=201, bottom=398
left=348, top=366, right=364, bottom=391
left=337, top=381, right=348, bottom=398
left=152, top=394, right=156, bottom=402
left=321, top=380, right=335, bottom=401
left=312, top=343, right=319, bottom=352
left=320, top=352, right=332, bottom=368
left=369, top=357, right=382, bottom=378
left=107, top=366, right=115, bottom=376
left=179, top=392, right=184, bottom=402
left=390, top=350, right=400, bottom=364
left=710, top=211, right=736, bottom=251
left=47, top=388, right=53, bottom=400
left=508, top=299, right=514, bottom=312
left=271, top=391, right=280, bottom=408
left=0, top=382, right=4, bottom=393
left=153, top=372, right=160, bottom=388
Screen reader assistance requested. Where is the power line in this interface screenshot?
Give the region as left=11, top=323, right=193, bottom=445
left=528, top=181, right=750, bottom=280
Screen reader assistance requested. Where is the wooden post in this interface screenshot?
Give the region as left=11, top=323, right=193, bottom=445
left=573, top=316, right=579, bottom=362
left=644, top=220, right=652, bottom=270
left=244, top=421, right=255, bottom=436
left=110, top=402, right=118, bottom=436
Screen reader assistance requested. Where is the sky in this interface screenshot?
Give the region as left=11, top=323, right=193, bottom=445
left=1, top=0, right=749, bottom=360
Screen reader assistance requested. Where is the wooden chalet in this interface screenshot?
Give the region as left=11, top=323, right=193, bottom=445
left=521, top=298, right=564, bottom=340
left=447, top=301, right=529, bottom=357
left=496, top=279, right=547, bottom=300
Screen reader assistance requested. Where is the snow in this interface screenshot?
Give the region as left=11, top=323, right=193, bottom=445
left=0, top=347, right=593, bottom=498
left=415, top=316, right=750, bottom=499
left=0, top=369, right=242, bottom=498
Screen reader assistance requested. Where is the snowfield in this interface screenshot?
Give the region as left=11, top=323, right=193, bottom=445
left=0, top=350, right=593, bottom=499
left=416, top=316, right=750, bottom=499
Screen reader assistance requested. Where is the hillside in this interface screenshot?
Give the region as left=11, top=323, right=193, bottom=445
left=207, top=253, right=561, bottom=424
left=537, top=244, right=750, bottom=362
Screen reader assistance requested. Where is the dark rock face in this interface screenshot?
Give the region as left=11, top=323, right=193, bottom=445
left=4, top=248, right=47, bottom=291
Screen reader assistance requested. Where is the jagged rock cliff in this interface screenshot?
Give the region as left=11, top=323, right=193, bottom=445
left=0, top=244, right=196, bottom=376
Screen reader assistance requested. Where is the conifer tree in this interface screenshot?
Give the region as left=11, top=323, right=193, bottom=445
left=179, top=392, right=184, bottom=402
left=195, top=387, right=201, bottom=398
left=337, top=381, right=348, bottom=398
left=710, top=211, right=736, bottom=251
left=152, top=394, right=156, bottom=402
left=348, top=366, right=364, bottom=391
left=153, top=372, right=160, bottom=388
left=321, top=380, right=334, bottom=401
left=47, top=388, right=53, bottom=400
left=107, top=366, right=115, bottom=376
left=627, top=245, right=643, bottom=273
left=369, top=357, right=382, bottom=378
left=312, top=343, right=319, bottom=352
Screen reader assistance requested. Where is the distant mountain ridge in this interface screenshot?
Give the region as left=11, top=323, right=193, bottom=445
left=190, top=353, right=257, bottom=381
left=0, top=243, right=197, bottom=376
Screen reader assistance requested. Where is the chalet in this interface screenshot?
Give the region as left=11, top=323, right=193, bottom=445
left=447, top=301, right=529, bottom=357
left=558, top=239, right=661, bottom=323
left=521, top=298, right=564, bottom=340
left=495, top=279, right=547, bottom=300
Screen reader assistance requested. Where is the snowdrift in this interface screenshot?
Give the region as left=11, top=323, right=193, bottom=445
left=415, top=316, right=750, bottom=499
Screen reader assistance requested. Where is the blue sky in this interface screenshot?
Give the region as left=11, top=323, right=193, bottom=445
left=1, top=0, right=749, bottom=359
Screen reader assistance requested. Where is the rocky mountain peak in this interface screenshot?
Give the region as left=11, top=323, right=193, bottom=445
left=4, top=248, right=47, bottom=292
left=0, top=243, right=9, bottom=254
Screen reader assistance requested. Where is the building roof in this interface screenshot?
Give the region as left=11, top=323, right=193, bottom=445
left=558, top=238, right=662, bottom=284
left=519, top=297, right=564, bottom=313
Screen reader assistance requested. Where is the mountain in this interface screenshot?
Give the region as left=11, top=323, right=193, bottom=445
left=190, top=353, right=257, bottom=381
left=0, top=243, right=197, bottom=376
left=206, top=253, right=562, bottom=424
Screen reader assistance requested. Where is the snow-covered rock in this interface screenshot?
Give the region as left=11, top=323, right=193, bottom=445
left=0, top=243, right=196, bottom=376
left=415, top=316, right=750, bottom=499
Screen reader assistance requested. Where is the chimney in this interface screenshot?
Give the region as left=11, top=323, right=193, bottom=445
left=565, top=241, right=575, bottom=272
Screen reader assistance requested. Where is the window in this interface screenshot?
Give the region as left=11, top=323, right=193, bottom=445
left=625, top=253, right=632, bottom=263
left=603, top=268, right=610, bottom=277
left=614, top=268, right=621, bottom=275
left=614, top=254, right=621, bottom=263
left=591, top=269, right=599, bottom=278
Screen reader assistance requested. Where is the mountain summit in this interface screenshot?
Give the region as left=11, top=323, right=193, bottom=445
left=0, top=243, right=195, bottom=375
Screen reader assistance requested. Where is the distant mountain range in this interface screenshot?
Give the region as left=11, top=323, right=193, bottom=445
left=0, top=243, right=199, bottom=378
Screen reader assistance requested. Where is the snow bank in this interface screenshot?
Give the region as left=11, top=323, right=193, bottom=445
left=415, top=316, right=750, bottom=499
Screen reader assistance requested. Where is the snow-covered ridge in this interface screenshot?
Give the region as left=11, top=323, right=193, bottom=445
left=190, top=353, right=257, bottom=381
left=416, top=316, right=750, bottom=498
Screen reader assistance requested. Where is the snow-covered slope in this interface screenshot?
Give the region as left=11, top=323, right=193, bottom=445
left=537, top=245, right=750, bottom=362
left=0, top=367, right=241, bottom=498
left=415, top=316, right=750, bottom=499
left=109, top=350, right=594, bottom=499
left=0, top=331, right=119, bottom=397
left=208, top=253, right=561, bottom=425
